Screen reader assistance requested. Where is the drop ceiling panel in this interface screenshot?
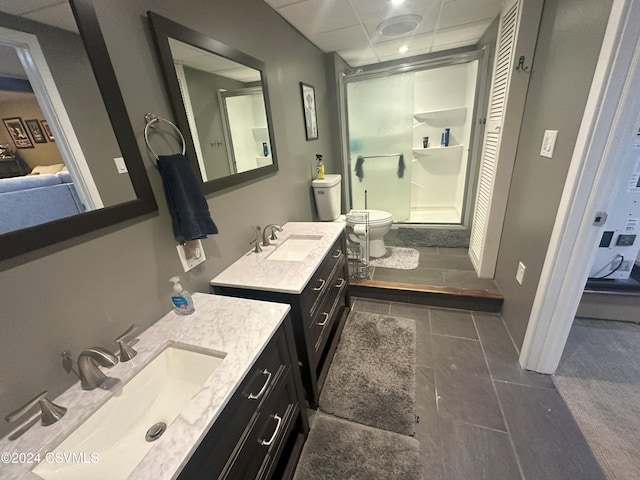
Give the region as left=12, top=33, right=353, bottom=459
left=338, top=46, right=378, bottom=67
left=349, top=0, right=440, bottom=22
left=372, top=32, right=433, bottom=57
left=432, top=20, right=493, bottom=47
left=310, top=25, right=370, bottom=53
left=438, top=0, right=501, bottom=30
left=277, top=0, right=360, bottom=35
left=264, top=0, right=303, bottom=8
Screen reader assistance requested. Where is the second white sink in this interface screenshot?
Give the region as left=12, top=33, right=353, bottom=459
left=267, top=235, right=323, bottom=261
left=33, top=346, right=225, bottom=480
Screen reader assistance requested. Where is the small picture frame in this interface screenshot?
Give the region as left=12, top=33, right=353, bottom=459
left=25, top=119, right=47, bottom=143
left=3, top=117, right=33, bottom=149
left=300, top=82, right=318, bottom=140
left=40, top=120, right=54, bottom=142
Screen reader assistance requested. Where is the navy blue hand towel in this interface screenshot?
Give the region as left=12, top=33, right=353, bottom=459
left=157, top=153, right=218, bottom=241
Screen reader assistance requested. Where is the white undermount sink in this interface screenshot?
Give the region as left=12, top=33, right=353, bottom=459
left=33, top=346, right=226, bottom=480
left=267, top=234, right=323, bottom=261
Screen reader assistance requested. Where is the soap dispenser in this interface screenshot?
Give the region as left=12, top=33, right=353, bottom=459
left=170, top=276, right=195, bottom=315
left=315, top=154, right=325, bottom=180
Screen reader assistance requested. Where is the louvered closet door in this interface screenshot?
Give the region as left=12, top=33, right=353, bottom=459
left=469, top=0, right=543, bottom=278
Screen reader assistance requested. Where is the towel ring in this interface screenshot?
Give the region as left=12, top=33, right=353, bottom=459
left=144, top=113, right=186, bottom=164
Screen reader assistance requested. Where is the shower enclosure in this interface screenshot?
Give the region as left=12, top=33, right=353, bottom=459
left=345, top=53, right=482, bottom=226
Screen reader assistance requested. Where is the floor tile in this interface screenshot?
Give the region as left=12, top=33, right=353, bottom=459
left=496, top=382, right=606, bottom=480
left=474, top=314, right=555, bottom=389
left=415, top=367, right=443, bottom=480
left=421, top=254, right=475, bottom=271
left=390, top=303, right=432, bottom=367
left=433, top=336, right=506, bottom=431
left=438, top=247, right=469, bottom=256
left=431, top=308, right=478, bottom=340
left=439, top=418, right=521, bottom=480
left=373, top=266, right=445, bottom=286
left=351, top=297, right=390, bottom=314
left=443, top=271, right=499, bottom=291
left=415, top=246, right=440, bottom=257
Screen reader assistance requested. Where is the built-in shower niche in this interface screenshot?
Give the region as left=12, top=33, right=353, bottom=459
left=411, top=62, right=478, bottom=224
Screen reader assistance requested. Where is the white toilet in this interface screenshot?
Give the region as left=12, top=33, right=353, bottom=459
left=311, top=174, right=393, bottom=258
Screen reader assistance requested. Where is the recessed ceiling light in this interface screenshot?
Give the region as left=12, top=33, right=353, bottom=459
left=391, top=0, right=406, bottom=5
left=378, top=15, right=422, bottom=37
left=399, top=46, right=409, bottom=54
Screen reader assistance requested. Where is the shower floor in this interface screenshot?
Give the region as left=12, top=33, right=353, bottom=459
left=408, top=206, right=460, bottom=224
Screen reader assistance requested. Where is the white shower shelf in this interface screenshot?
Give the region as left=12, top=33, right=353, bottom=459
left=412, top=144, right=464, bottom=158
left=413, top=107, right=467, bottom=125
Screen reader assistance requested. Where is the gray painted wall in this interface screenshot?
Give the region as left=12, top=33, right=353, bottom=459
left=494, top=0, right=613, bottom=347
left=0, top=0, right=335, bottom=438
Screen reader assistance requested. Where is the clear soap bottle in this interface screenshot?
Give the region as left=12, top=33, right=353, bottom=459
left=170, top=276, right=195, bottom=315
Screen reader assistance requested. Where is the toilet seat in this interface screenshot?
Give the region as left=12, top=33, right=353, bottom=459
left=346, top=209, right=393, bottom=226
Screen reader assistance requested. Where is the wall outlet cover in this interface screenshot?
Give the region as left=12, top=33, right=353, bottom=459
left=176, top=240, right=206, bottom=272
left=540, top=130, right=558, bottom=158
left=516, top=261, right=526, bottom=285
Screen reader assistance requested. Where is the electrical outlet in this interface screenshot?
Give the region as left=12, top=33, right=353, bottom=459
left=113, top=157, right=128, bottom=174
left=176, top=240, right=206, bottom=272
left=516, top=261, right=526, bottom=285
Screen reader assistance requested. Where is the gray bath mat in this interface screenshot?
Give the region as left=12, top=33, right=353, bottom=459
left=396, top=227, right=470, bottom=247
left=319, top=311, right=417, bottom=436
left=369, top=246, right=419, bottom=270
left=293, top=413, right=422, bottom=480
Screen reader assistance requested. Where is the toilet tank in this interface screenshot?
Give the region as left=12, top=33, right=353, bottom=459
left=312, top=174, right=341, bottom=221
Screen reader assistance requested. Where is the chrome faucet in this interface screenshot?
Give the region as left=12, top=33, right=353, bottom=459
left=262, top=224, right=283, bottom=246
left=77, top=347, right=118, bottom=390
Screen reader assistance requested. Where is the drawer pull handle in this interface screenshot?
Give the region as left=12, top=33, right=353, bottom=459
left=316, top=313, right=329, bottom=326
left=335, top=278, right=346, bottom=288
left=248, top=369, right=272, bottom=400
left=260, top=414, right=283, bottom=446
left=313, top=279, right=326, bottom=291
left=333, top=250, right=342, bottom=258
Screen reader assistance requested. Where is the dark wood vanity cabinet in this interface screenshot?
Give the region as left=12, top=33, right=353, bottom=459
left=178, top=317, right=308, bottom=480
left=213, top=233, right=351, bottom=408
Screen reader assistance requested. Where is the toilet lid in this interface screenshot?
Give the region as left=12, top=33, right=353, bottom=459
left=347, top=209, right=393, bottom=225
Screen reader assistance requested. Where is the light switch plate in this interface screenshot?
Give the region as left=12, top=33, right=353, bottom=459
left=176, top=240, right=206, bottom=272
left=540, top=130, right=558, bottom=158
left=516, top=261, right=526, bottom=285
left=113, top=157, right=128, bottom=174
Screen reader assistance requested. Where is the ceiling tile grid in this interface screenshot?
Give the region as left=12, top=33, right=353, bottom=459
left=264, top=0, right=501, bottom=66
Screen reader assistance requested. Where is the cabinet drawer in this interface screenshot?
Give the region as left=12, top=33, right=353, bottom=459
left=224, top=370, right=300, bottom=480
left=308, top=257, right=347, bottom=363
left=177, top=325, right=291, bottom=480
left=300, top=235, right=344, bottom=318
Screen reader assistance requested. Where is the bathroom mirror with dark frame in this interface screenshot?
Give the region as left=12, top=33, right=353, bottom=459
left=0, top=0, right=156, bottom=261
left=147, top=12, right=279, bottom=195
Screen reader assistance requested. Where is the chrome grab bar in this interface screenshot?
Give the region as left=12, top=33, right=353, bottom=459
left=248, top=369, right=272, bottom=400
left=260, top=414, right=283, bottom=446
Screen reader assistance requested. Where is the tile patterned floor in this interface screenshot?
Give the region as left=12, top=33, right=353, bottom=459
left=351, top=297, right=606, bottom=480
left=366, top=246, right=500, bottom=292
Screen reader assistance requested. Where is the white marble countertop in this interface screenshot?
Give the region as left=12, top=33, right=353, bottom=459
left=210, top=222, right=345, bottom=294
left=0, top=293, right=290, bottom=480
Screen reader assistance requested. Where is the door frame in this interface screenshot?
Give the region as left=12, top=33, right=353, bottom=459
left=520, top=0, right=640, bottom=373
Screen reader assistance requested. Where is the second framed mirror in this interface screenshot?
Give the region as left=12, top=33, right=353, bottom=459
left=147, top=12, right=278, bottom=194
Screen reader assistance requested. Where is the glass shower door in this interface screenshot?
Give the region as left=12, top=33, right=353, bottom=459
left=346, top=72, right=414, bottom=221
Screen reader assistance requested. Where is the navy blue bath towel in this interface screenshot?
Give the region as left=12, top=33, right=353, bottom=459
left=157, top=153, right=218, bottom=241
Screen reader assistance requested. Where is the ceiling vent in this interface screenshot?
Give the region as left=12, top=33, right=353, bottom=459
left=377, top=15, right=422, bottom=37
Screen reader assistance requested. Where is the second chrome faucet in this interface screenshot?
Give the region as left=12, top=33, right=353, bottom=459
left=262, top=224, right=283, bottom=246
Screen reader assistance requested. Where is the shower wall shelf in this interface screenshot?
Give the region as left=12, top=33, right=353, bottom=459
left=412, top=144, right=465, bottom=158
left=413, top=107, right=467, bottom=125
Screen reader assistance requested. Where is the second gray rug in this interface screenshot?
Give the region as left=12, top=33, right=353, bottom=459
left=319, top=311, right=417, bottom=436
